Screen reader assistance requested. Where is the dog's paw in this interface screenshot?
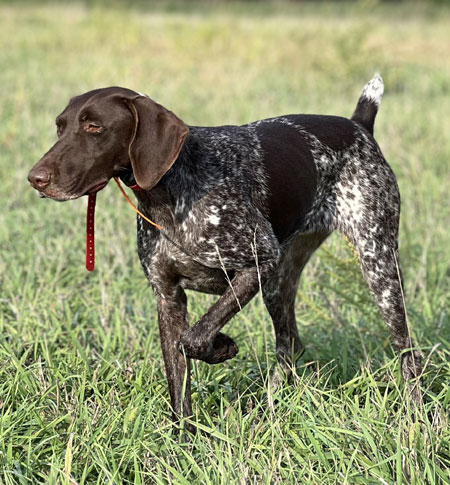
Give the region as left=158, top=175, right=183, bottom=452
left=401, top=350, right=423, bottom=405
left=401, top=350, right=422, bottom=380
left=204, top=332, right=239, bottom=364
left=179, top=332, right=238, bottom=364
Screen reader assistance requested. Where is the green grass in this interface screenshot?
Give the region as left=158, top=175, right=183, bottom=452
left=0, top=1, right=449, bottom=483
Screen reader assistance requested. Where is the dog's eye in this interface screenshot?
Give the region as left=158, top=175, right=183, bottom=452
left=84, top=123, right=104, bottom=134
left=56, top=122, right=65, bottom=137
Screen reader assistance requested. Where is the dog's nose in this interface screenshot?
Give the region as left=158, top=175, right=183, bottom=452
left=28, top=168, right=51, bottom=189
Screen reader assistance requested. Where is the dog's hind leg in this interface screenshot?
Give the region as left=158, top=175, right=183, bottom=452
left=263, top=232, right=329, bottom=376
left=263, top=268, right=303, bottom=375
left=349, top=234, right=422, bottom=402
left=336, top=162, right=422, bottom=403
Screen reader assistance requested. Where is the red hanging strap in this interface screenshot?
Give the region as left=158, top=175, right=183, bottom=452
left=86, top=193, right=96, bottom=271
left=84, top=178, right=162, bottom=272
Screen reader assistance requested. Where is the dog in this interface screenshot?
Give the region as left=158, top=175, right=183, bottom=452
left=28, top=75, right=422, bottom=428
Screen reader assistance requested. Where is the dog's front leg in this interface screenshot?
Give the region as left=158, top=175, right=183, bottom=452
left=156, top=285, right=193, bottom=430
left=179, top=261, right=275, bottom=364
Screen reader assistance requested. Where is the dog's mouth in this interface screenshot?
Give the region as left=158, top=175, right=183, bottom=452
left=35, top=180, right=109, bottom=201
left=36, top=191, right=77, bottom=202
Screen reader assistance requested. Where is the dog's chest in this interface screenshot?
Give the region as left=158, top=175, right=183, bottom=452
left=136, top=214, right=233, bottom=294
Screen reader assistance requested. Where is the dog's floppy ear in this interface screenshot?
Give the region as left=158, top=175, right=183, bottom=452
left=125, top=96, right=189, bottom=190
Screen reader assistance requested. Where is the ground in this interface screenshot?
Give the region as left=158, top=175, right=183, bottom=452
left=0, top=1, right=449, bottom=483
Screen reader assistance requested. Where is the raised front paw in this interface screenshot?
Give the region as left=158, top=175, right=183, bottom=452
left=178, top=331, right=238, bottom=364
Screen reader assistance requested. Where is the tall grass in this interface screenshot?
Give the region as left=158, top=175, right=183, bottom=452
left=0, top=2, right=449, bottom=483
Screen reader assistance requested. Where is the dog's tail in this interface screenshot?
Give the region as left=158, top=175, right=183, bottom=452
left=351, top=73, right=384, bottom=135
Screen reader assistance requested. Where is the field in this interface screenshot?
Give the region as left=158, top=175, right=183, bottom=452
left=0, top=1, right=449, bottom=483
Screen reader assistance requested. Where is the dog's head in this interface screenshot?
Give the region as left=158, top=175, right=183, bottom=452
left=28, top=87, right=189, bottom=200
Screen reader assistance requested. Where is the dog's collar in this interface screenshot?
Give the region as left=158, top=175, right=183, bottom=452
left=118, top=169, right=144, bottom=192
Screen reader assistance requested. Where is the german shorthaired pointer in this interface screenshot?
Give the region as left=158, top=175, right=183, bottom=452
left=28, top=74, right=422, bottom=428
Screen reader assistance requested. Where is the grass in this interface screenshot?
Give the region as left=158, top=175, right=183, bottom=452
left=0, top=1, right=449, bottom=483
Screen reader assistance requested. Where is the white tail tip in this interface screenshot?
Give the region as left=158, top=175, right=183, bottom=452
left=360, top=73, right=384, bottom=107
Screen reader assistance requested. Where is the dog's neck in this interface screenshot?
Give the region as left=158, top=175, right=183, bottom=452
left=127, top=130, right=200, bottom=229
left=119, top=127, right=199, bottom=190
